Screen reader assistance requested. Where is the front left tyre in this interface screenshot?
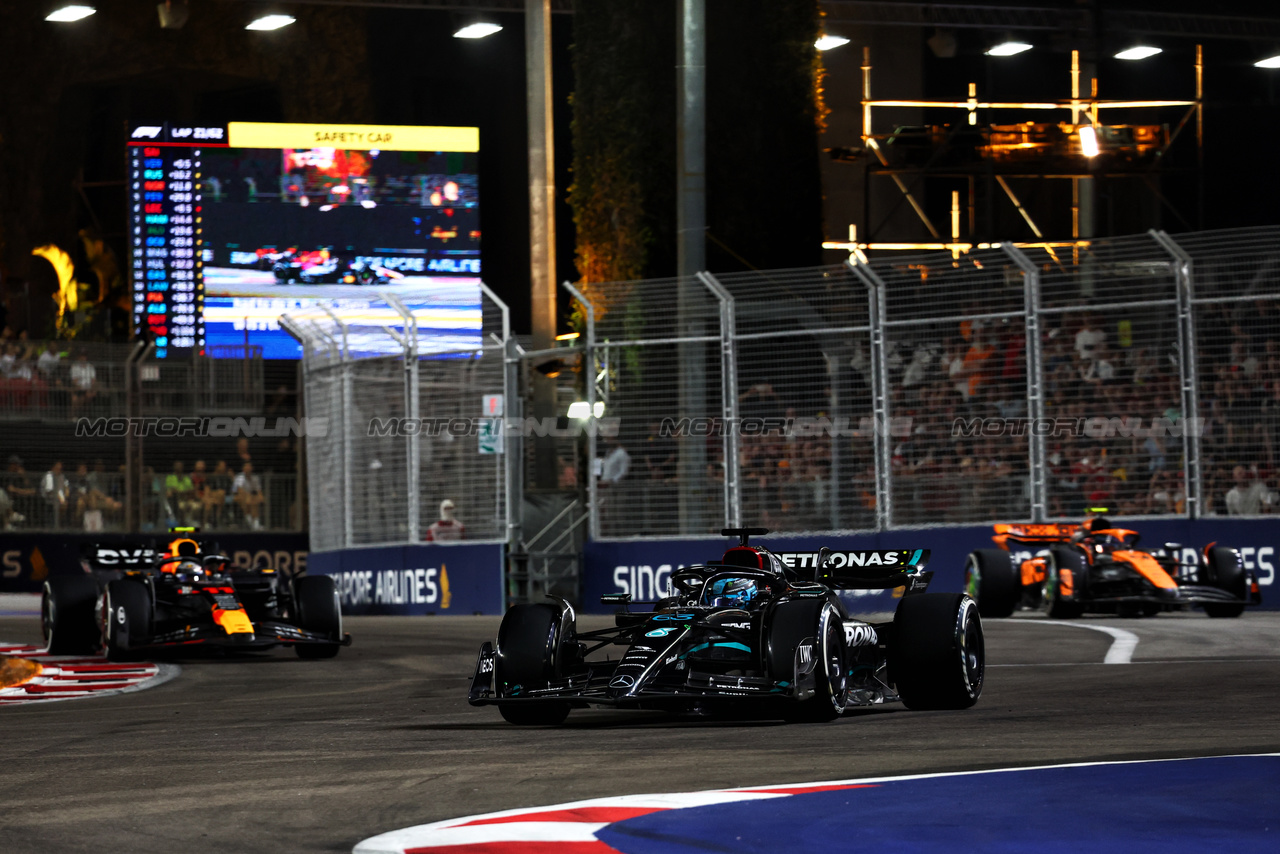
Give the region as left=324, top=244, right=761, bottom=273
left=1202, top=547, right=1247, bottom=618
left=1043, top=547, right=1087, bottom=619
left=494, top=604, right=571, bottom=725
left=890, top=593, right=984, bottom=710
left=293, top=575, right=343, bottom=658
left=965, top=549, right=1020, bottom=618
left=102, top=579, right=153, bottom=661
left=42, top=576, right=101, bottom=655
left=768, top=598, right=849, bottom=723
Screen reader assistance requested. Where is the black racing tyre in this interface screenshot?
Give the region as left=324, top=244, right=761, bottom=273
left=768, top=598, right=849, bottom=722
left=293, top=576, right=343, bottom=658
left=965, top=549, right=1019, bottom=618
left=42, top=576, right=101, bottom=655
left=890, top=593, right=984, bottom=710
left=1203, top=547, right=1247, bottom=618
left=103, top=580, right=153, bottom=661
left=495, top=604, right=571, bottom=725
left=1044, top=547, right=1087, bottom=619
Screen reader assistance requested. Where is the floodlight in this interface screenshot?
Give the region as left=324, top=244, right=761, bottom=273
left=246, top=14, right=294, bottom=31
left=986, top=40, right=1032, bottom=57
left=1079, top=125, right=1100, bottom=158
left=815, top=35, right=850, bottom=51
left=46, top=5, right=95, bottom=22
left=1115, top=46, right=1161, bottom=61
left=454, top=22, right=502, bottom=39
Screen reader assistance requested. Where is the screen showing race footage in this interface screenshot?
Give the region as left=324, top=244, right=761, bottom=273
left=127, top=121, right=482, bottom=359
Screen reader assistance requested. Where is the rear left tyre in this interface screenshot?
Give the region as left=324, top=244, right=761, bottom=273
left=42, top=576, right=102, bottom=655
left=890, top=593, right=984, bottom=710
left=293, top=576, right=343, bottom=658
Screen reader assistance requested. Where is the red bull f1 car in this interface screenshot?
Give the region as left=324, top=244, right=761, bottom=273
left=965, top=515, right=1262, bottom=619
left=469, top=528, right=984, bottom=725
left=41, top=532, right=350, bottom=660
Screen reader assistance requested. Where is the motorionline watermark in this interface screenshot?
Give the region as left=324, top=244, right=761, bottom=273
left=658, top=416, right=913, bottom=438
left=952, top=416, right=1205, bottom=439
left=367, top=417, right=622, bottom=438
left=75, top=416, right=329, bottom=438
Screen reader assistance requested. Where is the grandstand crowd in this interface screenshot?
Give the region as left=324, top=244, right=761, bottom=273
left=623, top=305, right=1280, bottom=533
left=5, top=298, right=1279, bottom=536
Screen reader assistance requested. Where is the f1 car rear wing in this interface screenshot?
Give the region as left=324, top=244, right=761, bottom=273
left=81, top=543, right=159, bottom=571
left=992, top=523, right=1081, bottom=549
left=993, top=523, right=1141, bottom=549
left=776, top=549, right=932, bottom=592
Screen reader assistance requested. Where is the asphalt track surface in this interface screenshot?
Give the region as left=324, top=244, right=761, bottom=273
left=2, top=610, right=1279, bottom=853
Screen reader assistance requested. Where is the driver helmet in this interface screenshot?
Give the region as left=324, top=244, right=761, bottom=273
left=163, top=538, right=202, bottom=573
left=706, top=577, right=759, bottom=609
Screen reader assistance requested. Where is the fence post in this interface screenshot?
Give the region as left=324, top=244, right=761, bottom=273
left=383, top=293, right=420, bottom=543
left=697, top=271, right=741, bottom=529
left=1000, top=243, right=1048, bottom=522
left=846, top=256, right=891, bottom=531
left=123, top=340, right=150, bottom=531
left=562, top=281, right=598, bottom=539
left=322, top=307, right=354, bottom=547
left=280, top=316, right=314, bottom=535
left=1150, top=230, right=1202, bottom=520
left=480, top=283, right=517, bottom=579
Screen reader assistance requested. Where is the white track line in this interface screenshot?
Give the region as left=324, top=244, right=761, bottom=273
left=1011, top=620, right=1139, bottom=664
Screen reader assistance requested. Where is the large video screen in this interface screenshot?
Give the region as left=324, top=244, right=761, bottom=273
left=127, top=122, right=481, bottom=359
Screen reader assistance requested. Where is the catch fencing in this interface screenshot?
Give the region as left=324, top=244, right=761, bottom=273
left=285, top=289, right=512, bottom=552
left=569, top=225, right=1280, bottom=539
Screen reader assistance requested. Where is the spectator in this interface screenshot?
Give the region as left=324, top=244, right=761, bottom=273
left=36, top=341, right=61, bottom=378
left=205, top=461, right=232, bottom=527
left=6, top=455, right=36, bottom=503
left=0, top=484, right=15, bottom=529
left=40, top=460, right=69, bottom=526
left=74, top=462, right=120, bottom=531
left=1075, top=314, right=1106, bottom=361
left=425, top=499, right=465, bottom=541
left=599, top=438, right=631, bottom=486
left=191, top=459, right=208, bottom=509
left=69, top=351, right=97, bottom=413
left=1226, top=465, right=1271, bottom=516
left=165, top=461, right=199, bottom=526
left=0, top=341, right=16, bottom=377
left=232, top=462, right=265, bottom=530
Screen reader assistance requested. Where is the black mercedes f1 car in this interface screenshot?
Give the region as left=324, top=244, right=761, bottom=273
left=469, top=528, right=984, bottom=724
left=41, top=532, right=350, bottom=660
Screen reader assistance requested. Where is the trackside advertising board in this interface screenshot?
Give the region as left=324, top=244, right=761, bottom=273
left=307, top=542, right=503, bottom=615
left=582, top=519, right=1279, bottom=614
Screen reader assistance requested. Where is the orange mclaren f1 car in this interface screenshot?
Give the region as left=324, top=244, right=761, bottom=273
left=964, top=515, right=1262, bottom=619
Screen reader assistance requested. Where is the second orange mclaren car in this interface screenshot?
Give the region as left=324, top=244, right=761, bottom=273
left=964, top=515, right=1261, bottom=619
